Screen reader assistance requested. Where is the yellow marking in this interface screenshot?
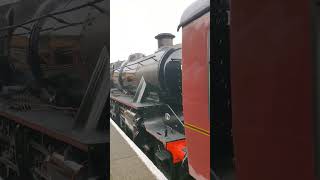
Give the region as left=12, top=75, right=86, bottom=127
left=184, top=123, right=210, bottom=137
left=185, top=123, right=210, bottom=134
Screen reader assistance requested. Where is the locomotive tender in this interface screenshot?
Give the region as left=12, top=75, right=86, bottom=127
left=0, top=0, right=109, bottom=179
left=110, top=33, right=187, bottom=179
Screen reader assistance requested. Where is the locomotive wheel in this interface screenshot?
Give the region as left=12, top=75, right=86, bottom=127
left=134, top=131, right=154, bottom=159
left=177, top=164, right=193, bottom=180
left=154, top=149, right=176, bottom=180
left=119, top=117, right=125, bottom=129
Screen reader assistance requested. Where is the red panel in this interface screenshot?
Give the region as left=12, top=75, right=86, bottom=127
left=166, top=139, right=186, bottom=164
left=230, top=0, right=315, bottom=180
left=182, top=13, right=210, bottom=180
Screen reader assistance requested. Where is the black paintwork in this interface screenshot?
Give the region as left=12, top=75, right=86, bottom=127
left=0, top=0, right=109, bottom=179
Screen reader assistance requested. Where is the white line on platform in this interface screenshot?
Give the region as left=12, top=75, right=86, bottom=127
left=110, top=119, right=168, bottom=180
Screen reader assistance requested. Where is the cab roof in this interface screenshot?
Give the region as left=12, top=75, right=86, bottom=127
left=177, top=0, right=209, bottom=31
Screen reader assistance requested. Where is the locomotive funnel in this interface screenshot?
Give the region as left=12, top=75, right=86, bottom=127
left=155, top=33, right=175, bottom=49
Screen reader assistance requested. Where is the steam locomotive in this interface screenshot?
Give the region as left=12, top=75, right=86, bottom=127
left=110, top=33, right=188, bottom=179
left=110, top=0, right=213, bottom=179
left=0, top=0, right=109, bottom=179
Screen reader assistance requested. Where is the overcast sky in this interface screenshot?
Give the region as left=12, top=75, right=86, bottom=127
left=110, top=0, right=195, bottom=62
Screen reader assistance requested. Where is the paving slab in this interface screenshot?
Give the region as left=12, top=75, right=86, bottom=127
left=110, top=121, right=157, bottom=180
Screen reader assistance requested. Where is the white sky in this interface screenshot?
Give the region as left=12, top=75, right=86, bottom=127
left=110, top=0, right=195, bottom=62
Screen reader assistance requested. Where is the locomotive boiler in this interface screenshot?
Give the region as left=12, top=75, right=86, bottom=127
left=110, top=33, right=187, bottom=179
left=112, top=34, right=182, bottom=104
left=0, top=0, right=109, bottom=179
left=6, top=0, right=108, bottom=108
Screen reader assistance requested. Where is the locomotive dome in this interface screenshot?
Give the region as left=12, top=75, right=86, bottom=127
left=128, top=53, right=145, bottom=61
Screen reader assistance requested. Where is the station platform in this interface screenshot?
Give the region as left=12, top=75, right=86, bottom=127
left=110, top=119, right=167, bottom=180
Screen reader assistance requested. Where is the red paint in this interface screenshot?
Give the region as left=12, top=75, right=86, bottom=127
left=230, top=0, right=315, bottom=179
left=181, top=12, right=210, bottom=180
left=166, top=139, right=186, bottom=164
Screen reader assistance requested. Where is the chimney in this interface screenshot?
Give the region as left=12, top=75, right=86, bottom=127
left=155, top=33, right=175, bottom=49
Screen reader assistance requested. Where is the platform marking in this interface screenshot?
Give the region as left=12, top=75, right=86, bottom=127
left=110, top=119, right=168, bottom=180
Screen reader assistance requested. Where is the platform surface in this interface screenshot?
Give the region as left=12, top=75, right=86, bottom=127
left=110, top=120, right=159, bottom=180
